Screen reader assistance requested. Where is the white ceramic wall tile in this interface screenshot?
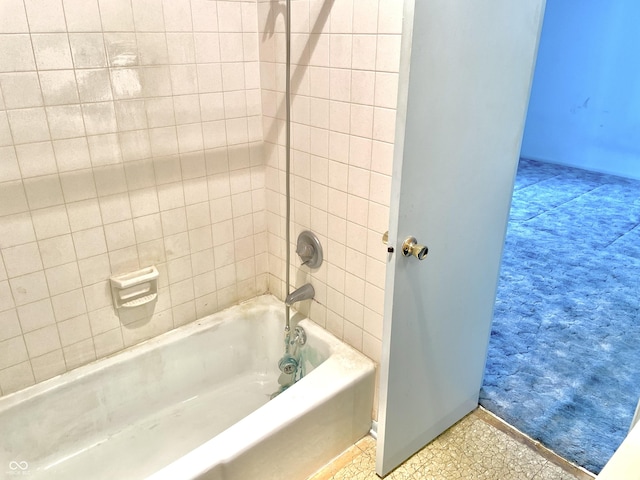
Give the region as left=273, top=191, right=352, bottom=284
left=10, top=271, right=50, bottom=306
left=350, top=70, right=375, bottom=105
left=104, top=33, right=139, bottom=68
left=378, top=0, right=404, bottom=34
left=31, top=349, right=66, bottom=382
left=0, top=147, right=21, bottom=183
left=350, top=104, right=374, bottom=138
left=219, top=33, right=245, bottom=63
left=51, top=289, right=87, bottom=322
left=162, top=0, right=193, bottom=32
left=32, top=34, right=74, bottom=70
left=0, top=0, right=29, bottom=34
left=62, top=338, right=96, bottom=370
left=115, top=100, right=148, bottom=131
left=194, top=33, right=221, bottom=64
left=121, top=309, right=173, bottom=346
left=83, top=102, right=118, bottom=135
left=0, top=280, right=15, bottom=312
left=77, top=69, right=113, bottom=103
left=63, top=0, right=102, bottom=32
left=119, top=130, right=151, bottom=162
left=0, top=115, right=12, bottom=148
left=217, top=1, right=243, bottom=33
left=0, top=35, right=36, bottom=72
left=352, top=35, right=377, bottom=71
left=23, top=324, right=61, bottom=358
left=39, top=70, right=80, bottom=106
left=130, top=188, right=160, bottom=218
left=93, top=327, right=124, bottom=358
left=60, top=169, right=98, bottom=202
left=38, top=235, right=77, bottom=268
left=24, top=0, right=67, bottom=33
left=128, top=161, right=158, bottom=193
left=136, top=33, right=167, bottom=66
left=374, top=71, right=398, bottom=109
left=329, top=68, right=351, bottom=102
left=0, top=257, right=8, bottom=281
left=132, top=0, right=166, bottom=32
left=0, top=309, right=21, bottom=342
left=330, top=0, right=353, bottom=34
left=88, top=134, right=122, bottom=166
left=329, top=34, right=352, bottom=68
left=8, top=109, right=50, bottom=145
left=2, top=242, right=43, bottom=278
left=0, top=336, right=29, bottom=370
left=111, top=68, right=147, bottom=100
left=83, top=281, right=111, bottom=311
left=24, top=175, right=65, bottom=210
left=174, top=95, right=201, bottom=124
left=352, top=0, right=378, bottom=33
left=46, top=105, right=85, bottom=140
left=0, top=181, right=28, bottom=216
left=70, top=35, right=107, bottom=70
left=0, top=213, right=36, bottom=249
left=191, top=0, right=218, bottom=33
left=46, top=263, right=83, bottom=296
left=77, top=254, right=110, bottom=287
left=99, top=194, right=132, bottom=224
left=375, top=34, right=401, bottom=72
left=93, top=165, right=128, bottom=196
left=72, top=227, right=107, bottom=260
left=99, top=0, right=136, bottom=32
left=0, top=73, right=43, bottom=109
left=16, top=299, right=55, bottom=335
left=167, top=33, right=196, bottom=64
left=0, top=361, right=35, bottom=395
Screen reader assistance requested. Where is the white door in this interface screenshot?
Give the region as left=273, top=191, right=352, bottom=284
left=376, top=1, right=546, bottom=476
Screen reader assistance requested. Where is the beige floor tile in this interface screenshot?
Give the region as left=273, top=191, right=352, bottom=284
left=356, top=435, right=377, bottom=452
left=386, top=463, right=416, bottom=479
left=329, top=451, right=378, bottom=480
left=534, top=461, right=585, bottom=480
left=307, top=409, right=594, bottom=480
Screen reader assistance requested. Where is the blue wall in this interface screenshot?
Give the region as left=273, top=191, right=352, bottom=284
left=521, top=1, right=640, bottom=179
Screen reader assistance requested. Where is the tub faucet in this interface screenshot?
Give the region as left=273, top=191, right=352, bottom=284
left=285, top=284, right=315, bottom=307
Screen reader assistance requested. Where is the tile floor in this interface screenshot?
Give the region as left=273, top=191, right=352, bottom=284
left=308, top=409, right=596, bottom=480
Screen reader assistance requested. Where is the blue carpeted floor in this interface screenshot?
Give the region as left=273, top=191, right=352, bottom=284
left=480, top=158, right=640, bottom=474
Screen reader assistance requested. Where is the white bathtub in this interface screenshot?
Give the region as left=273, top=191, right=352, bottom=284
left=0, top=295, right=375, bottom=480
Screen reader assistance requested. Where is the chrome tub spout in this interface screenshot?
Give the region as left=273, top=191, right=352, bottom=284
left=285, top=283, right=315, bottom=307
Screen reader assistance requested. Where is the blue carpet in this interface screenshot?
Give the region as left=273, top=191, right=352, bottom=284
left=480, top=158, right=640, bottom=474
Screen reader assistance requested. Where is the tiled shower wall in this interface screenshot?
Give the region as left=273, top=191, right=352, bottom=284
left=258, top=0, right=402, bottom=413
left=0, top=0, right=267, bottom=396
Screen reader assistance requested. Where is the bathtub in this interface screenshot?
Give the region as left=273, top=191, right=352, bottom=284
left=0, top=295, right=375, bottom=480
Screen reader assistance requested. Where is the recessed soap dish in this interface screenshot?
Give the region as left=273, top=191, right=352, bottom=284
left=110, top=266, right=159, bottom=310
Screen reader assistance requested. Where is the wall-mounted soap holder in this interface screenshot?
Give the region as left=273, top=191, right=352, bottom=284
left=110, top=266, right=159, bottom=310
